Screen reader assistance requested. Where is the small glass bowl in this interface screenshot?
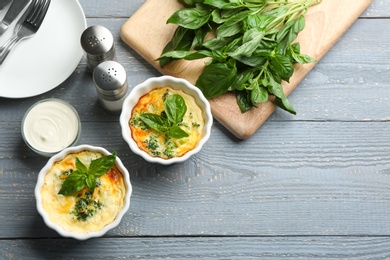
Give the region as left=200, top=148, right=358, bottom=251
left=21, top=98, right=81, bottom=157
left=120, top=75, right=213, bottom=165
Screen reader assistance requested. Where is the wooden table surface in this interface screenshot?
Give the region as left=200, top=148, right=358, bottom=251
left=1, top=0, right=389, bottom=259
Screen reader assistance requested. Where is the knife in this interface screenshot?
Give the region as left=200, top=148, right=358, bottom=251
left=0, top=0, right=31, bottom=37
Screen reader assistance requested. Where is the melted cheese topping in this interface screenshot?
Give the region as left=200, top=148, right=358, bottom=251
left=129, top=86, right=205, bottom=159
left=40, top=150, right=126, bottom=234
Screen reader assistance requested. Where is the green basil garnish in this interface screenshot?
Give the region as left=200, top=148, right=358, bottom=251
left=140, top=94, right=189, bottom=139
left=164, top=94, right=187, bottom=124
left=58, top=151, right=117, bottom=196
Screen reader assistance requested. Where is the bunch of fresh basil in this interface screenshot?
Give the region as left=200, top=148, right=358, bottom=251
left=158, top=0, right=321, bottom=114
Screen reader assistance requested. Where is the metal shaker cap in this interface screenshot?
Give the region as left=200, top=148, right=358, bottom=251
left=80, top=25, right=115, bottom=61
left=93, top=61, right=128, bottom=101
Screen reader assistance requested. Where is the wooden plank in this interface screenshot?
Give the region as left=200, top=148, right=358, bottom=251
left=0, top=18, right=389, bottom=238
left=77, top=0, right=388, bottom=18
left=1, top=121, right=390, bottom=238
left=0, top=0, right=389, bottom=239
left=120, top=0, right=372, bottom=139
left=363, top=0, right=390, bottom=17
left=2, top=237, right=390, bottom=259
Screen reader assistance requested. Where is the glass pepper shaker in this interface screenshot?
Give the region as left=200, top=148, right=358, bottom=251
left=93, top=61, right=128, bottom=114
left=80, top=25, right=116, bottom=72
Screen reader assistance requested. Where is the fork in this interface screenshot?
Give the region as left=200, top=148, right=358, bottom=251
left=0, top=0, right=13, bottom=11
left=0, top=0, right=51, bottom=65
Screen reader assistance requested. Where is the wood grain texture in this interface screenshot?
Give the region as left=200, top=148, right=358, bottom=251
left=0, top=17, right=390, bottom=239
left=120, top=0, right=372, bottom=139
left=2, top=237, right=390, bottom=259
left=1, top=119, right=390, bottom=238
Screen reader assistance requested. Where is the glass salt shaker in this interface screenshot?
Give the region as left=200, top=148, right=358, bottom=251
left=93, top=61, right=128, bottom=114
left=80, top=25, right=116, bottom=72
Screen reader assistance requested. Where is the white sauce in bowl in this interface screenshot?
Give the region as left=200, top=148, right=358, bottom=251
left=22, top=99, right=81, bottom=156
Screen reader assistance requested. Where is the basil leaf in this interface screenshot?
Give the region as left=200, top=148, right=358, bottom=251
left=183, top=0, right=204, bottom=5
left=266, top=75, right=285, bottom=98
left=236, top=55, right=268, bottom=67
left=250, top=82, right=269, bottom=104
left=138, top=94, right=190, bottom=139
left=216, top=23, right=242, bottom=38
left=58, top=151, right=118, bottom=196
left=211, top=9, right=224, bottom=24
left=210, top=50, right=228, bottom=62
left=236, top=47, right=273, bottom=68
left=203, top=0, right=235, bottom=9
left=222, top=37, right=242, bottom=54
left=289, top=43, right=316, bottom=64
left=203, top=36, right=236, bottom=51
left=245, top=13, right=275, bottom=30
left=185, top=50, right=214, bottom=60
left=160, top=27, right=195, bottom=67
left=164, top=94, right=187, bottom=124
left=75, top=157, right=88, bottom=175
left=196, top=62, right=237, bottom=99
left=166, top=125, right=190, bottom=139
left=167, top=7, right=211, bottom=29
left=89, top=151, right=117, bottom=177
left=219, top=8, right=245, bottom=20
left=216, top=11, right=250, bottom=37
left=86, top=174, right=96, bottom=193
left=274, top=96, right=296, bottom=115
left=276, top=16, right=305, bottom=51
left=266, top=76, right=296, bottom=114
left=191, top=25, right=211, bottom=49
left=236, top=90, right=253, bottom=113
left=293, top=53, right=316, bottom=64
left=158, top=50, right=193, bottom=60
left=227, top=29, right=265, bottom=58
left=58, top=171, right=86, bottom=196
left=229, top=70, right=255, bottom=91
left=269, top=53, right=294, bottom=82
left=158, top=50, right=213, bottom=61
left=219, top=9, right=252, bottom=27
left=140, top=113, right=169, bottom=133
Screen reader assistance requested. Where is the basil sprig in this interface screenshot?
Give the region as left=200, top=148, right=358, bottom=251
left=140, top=94, right=189, bottom=139
left=158, top=0, right=321, bottom=114
left=58, top=151, right=117, bottom=196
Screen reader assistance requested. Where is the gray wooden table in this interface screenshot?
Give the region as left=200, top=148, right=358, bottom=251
left=1, top=0, right=390, bottom=259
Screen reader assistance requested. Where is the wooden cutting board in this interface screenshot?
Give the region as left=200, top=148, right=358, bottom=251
left=120, top=0, right=372, bottom=139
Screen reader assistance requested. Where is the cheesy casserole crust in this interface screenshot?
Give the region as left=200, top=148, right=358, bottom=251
left=40, top=150, right=126, bottom=234
left=129, top=86, right=205, bottom=159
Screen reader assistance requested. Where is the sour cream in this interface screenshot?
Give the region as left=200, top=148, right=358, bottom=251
left=22, top=99, right=81, bottom=156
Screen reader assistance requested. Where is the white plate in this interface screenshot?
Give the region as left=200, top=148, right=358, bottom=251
left=0, top=0, right=86, bottom=98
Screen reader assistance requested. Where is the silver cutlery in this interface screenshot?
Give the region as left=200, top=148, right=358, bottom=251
left=0, top=0, right=13, bottom=11
left=0, top=0, right=50, bottom=65
left=0, top=0, right=32, bottom=37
